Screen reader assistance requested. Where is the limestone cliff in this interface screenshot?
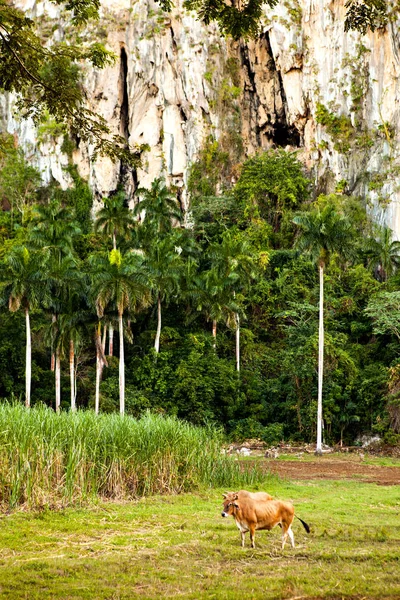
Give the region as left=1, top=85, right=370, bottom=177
left=2, top=0, right=400, bottom=232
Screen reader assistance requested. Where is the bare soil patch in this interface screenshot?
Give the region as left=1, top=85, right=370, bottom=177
left=266, top=457, right=400, bottom=485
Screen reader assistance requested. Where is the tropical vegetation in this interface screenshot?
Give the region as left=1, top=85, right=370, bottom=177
left=0, top=134, right=400, bottom=449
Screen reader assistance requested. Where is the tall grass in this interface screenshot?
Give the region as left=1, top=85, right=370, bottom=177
left=0, top=403, right=262, bottom=509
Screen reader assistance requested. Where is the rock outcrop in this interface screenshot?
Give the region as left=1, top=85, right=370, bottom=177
left=2, top=0, right=400, bottom=233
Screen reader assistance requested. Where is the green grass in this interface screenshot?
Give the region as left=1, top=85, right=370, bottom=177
left=0, top=404, right=261, bottom=508
left=260, top=452, right=400, bottom=467
left=0, top=478, right=399, bottom=599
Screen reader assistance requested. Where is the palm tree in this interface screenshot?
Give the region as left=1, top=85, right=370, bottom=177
left=0, top=246, right=48, bottom=407
left=364, top=224, right=400, bottom=282
left=95, top=190, right=135, bottom=355
left=144, top=234, right=185, bottom=353
left=29, top=199, right=81, bottom=372
left=90, top=249, right=150, bottom=414
left=293, top=203, right=354, bottom=454
left=29, top=199, right=81, bottom=263
left=56, top=282, right=90, bottom=412
left=94, top=321, right=108, bottom=414
left=134, top=178, right=185, bottom=354
left=134, top=177, right=182, bottom=235
left=205, top=230, right=255, bottom=371
left=95, top=190, right=135, bottom=251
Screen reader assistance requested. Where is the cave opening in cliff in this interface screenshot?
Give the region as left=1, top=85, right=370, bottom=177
left=272, top=123, right=301, bottom=147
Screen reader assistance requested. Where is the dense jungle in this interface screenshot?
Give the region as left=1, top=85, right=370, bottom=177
left=0, top=131, right=399, bottom=448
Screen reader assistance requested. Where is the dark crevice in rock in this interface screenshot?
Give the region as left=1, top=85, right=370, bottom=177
left=118, top=46, right=132, bottom=192
left=274, top=69, right=301, bottom=147
left=179, top=105, right=188, bottom=122
left=239, top=32, right=301, bottom=149
left=239, top=42, right=261, bottom=148
left=264, top=33, right=301, bottom=148
left=119, top=47, right=130, bottom=142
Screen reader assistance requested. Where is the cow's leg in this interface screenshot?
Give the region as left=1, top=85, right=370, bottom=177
left=241, top=530, right=246, bottom=547
left=287, top=526, right=295, bottom=548
left=281, top=523, right=288, bottom=550
left=249, top=524, right=256, bottom=548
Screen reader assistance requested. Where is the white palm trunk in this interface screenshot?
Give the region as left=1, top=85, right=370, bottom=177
left=212, top=319, right=217, bottom=349
left=108, top=324, right=114, bottom=356
left=95, top=325, right=103, bottom=415
left=102, top=325, right=107, bottom=354
left=119, top=312, right=125, bottom=415
left=55, top=347, right=61, bottom=413
left=235, top=312, right=240, bottom=372
left=69, top=339, right=76, bottom=412
left=316, top=262, right=324, bottom=455
left=50, top=314, right=56, bottom=371
left=95, top=348, right=101, bottom=415
left=25, top=307, right=31, bottom=408
left=154, top=294, right=161, bottom=354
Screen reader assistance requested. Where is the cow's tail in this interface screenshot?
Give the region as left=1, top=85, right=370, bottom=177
left=295, top=515, right=310, bottom=533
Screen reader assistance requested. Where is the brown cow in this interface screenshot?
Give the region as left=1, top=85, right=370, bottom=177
left=221, top=491, right=310, bottom=549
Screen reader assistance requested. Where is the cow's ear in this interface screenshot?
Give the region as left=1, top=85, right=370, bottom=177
left=233, top=493, right=239, bottom=500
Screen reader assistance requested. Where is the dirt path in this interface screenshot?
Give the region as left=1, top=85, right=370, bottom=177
left=265, top=457, right=400, bottom=485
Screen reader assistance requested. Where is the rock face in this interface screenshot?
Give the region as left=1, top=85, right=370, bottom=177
left=3, top=0, right=400, bottom=233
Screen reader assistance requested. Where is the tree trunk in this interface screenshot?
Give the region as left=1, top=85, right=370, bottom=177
left=154, top=294, right=162, bottom=354
left=212, top=319, right=217, bottom=349
left=316, top=262, right=324, bottom=455
left=95, top=323, right=107, bottom=415
left=95, top=346, right=101, bottom=415
left=55, top=347, right=61, bottom=413
left=25, top=307, right=31, bottom=408
left=102, top=325, right=107, bottom=354
left=119, top=312, right=125, bottom=415
left=108, top=324, right=114, bottom=356
left=235, top=312, right=240, bottom=372
left=69, top=339, right=76, bottom=412
left=50, top=314, right=56, bottom=371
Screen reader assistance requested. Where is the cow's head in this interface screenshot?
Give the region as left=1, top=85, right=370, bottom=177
left=221, top=492, right=239, bottom=517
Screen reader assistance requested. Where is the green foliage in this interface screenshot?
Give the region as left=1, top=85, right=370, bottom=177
left=0, top=1, right=144, bottom=165
left=344, top=0, right=387, bottom=33
left=187, top=137, right=232, bottom=201
left=365, top=291, right=400, bottom=340
left=0, top=403, right=260, bottom=508
left=0, top=134, right=41, bottom=223
left=315, top=103, right=356, bottom=153
left=0, top=136, right=397, bottom=445
left=234, top=149, right=310, bottom=247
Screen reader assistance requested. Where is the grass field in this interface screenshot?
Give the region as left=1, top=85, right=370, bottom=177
left=1, top=475, right=399, bottom=599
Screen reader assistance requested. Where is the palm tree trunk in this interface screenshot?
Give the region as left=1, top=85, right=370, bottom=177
left=235, top=312, right=240, bottom=372
left=55, top=347, right=61, bottom=413
left=316, top=263, right=324, bottom=455
left=119, top=312, right=125, bottom=415
left=108, top=324, right=114, bottom=356
left=50, top=314, right=56, bottom=371
left=69, top=339, right=76, bottom=412
left=102, top=324, right=107, bottom=354
left=95, top=348, right=101, bottom=415
left=95, top=323, right=106, bottom=415
left=212, top=319, right=217, bottom=349
left=25, top=307, right=31, bottom=408
left=154, top=294, right=161, bottom=354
